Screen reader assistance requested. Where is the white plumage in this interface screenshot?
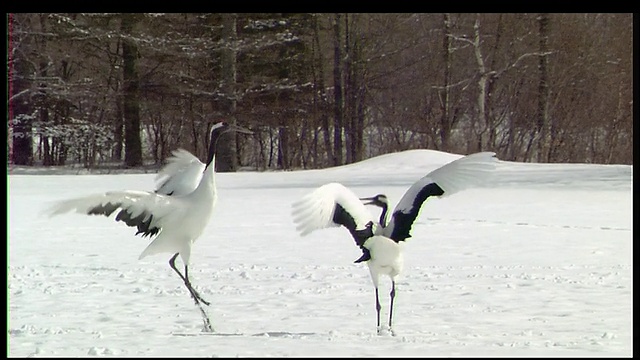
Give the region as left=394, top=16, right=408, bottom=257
left=155, top=149, right=206, bottom=196
left=292, top=151, right=498, bottom=335
left=363, top=236, right=404, bottom=286
left=293, top=182, right=375, bottom=236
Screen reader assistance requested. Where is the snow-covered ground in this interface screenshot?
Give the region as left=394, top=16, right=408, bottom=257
left=8, top=150, right=632, bottom=357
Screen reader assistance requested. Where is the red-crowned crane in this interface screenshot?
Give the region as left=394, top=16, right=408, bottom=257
left=45, top=121, right=253, bottom=332
left=292, top=152, right=497, bottom=336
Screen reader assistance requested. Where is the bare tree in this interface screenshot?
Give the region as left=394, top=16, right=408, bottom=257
left=438, top=13, right=454, bottom=152
left=332, top=13, right=344, bottom=166
left=11, top=13, right=632, bottom=169
left=9, top=14, right=36, bottom=165
left=535, top=13, right=551, bottom=162
left=311, top=14, right=334, bottom=168
left=217, top=13, right=239, bottom=172
left=121, top=14, right=143, bottom=167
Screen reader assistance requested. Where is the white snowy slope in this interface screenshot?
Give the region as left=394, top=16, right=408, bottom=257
left=8, top=150, right=632, bottom=357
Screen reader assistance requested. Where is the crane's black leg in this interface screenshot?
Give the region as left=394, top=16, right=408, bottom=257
left=375, top=287, right=382, bottom=335
left=168, top=253, right=210, bottom=306
left=388, top=281, right=396, bottom=336
left=169, top=253, right=213, bottom=332
left=184, top=265, right=210, bottom=306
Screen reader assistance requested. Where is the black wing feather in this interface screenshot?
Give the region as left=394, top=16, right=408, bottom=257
left=333, top=203, right=374, bottom=247
left=88, top=203, right=161, bottom=238
left=387, top=182, right=443, bottom=243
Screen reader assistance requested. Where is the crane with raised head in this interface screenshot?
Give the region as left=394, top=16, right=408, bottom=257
left=45, top=121, right=253, bottom=332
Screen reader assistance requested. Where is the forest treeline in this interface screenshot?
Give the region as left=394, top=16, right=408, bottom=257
left=8, top=13, right=633, bottom=170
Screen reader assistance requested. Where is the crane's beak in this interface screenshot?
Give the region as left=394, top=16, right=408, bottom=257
left=359, top=196, right=376, bottom=206
left=229, top=124, right=254, bottom=135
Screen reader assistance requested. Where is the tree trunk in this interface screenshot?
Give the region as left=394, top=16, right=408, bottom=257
left=350, top=31, right=365, bottom=163
left=121, top=14, right=142, bottom=167
left=10, top=99, right=34, bottom=166
left=344, top=15, right=354, bottom=164
left=38, top=60, right=53, bottom=166
left=332, top=13, right=344, bottom=166
left=604, top=80, right=625, bottom=164
left=486, top=14, right=503, bottom=151
left=9, top=14, right=34, bottom=166
left=536, top=13, right=550, bottom=162
left=217, top=13, right=239, bottom=172
left=440, top=13, right=453, bottom=152
left=342, top=15, right=366, bottom=164
left=312, top=15, right=333, bottom=168
left=113, top=94, right=124, bottom=161
left=472, top=15, right=489, bottom=152
left=277, top=124, right=289, bottom=169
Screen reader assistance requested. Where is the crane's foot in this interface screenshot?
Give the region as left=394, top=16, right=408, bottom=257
left=201, top=320, right=214, bottom=333
left=376, top=326, right=396, bottom=336
left=197, top=304, right=214, bottom=333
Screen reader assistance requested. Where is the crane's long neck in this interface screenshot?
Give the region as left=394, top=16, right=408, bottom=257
left=198, top=154, right=217, bottom=194
left=379, top=204, right=388, bottom=228
left=197, top=127, right=225, bottom=194
left=205, top=129, right=225, bottom=169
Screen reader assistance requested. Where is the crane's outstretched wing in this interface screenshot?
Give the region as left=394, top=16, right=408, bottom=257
left=155, top=149, right=205, bottom=196
left=384, top=152, right=498, bottom=242
left=44, top=190, right=183, bottom=238
left=292, top=182, right=376, bottom=248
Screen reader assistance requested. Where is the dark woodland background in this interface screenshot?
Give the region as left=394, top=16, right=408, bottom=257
left=7, top=13, right=633, bottom=171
